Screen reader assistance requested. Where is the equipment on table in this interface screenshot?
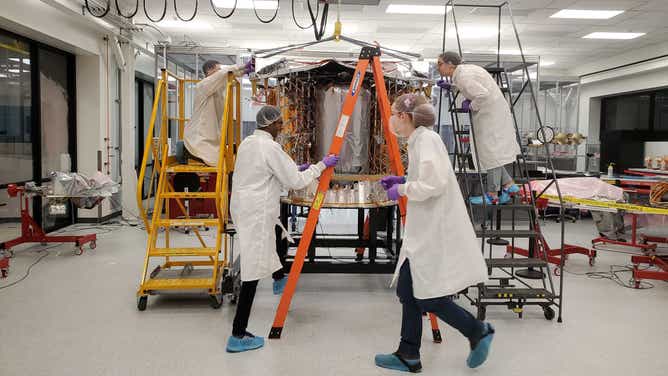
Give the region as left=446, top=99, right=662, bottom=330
left=268, top=46, right=442, bottom=343
left=649, top=182, right=668, bottom=208
left=134, top=69, right=240, bottom=311
left=538, top=192, right=668, bottom=286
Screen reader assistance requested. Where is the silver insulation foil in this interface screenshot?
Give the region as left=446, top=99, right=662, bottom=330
left=315, top=85, right=371, bottom=174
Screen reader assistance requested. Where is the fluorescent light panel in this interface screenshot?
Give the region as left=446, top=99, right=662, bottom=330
left=583, top=32, right=645, bottom=40
left=541, top=61, right=555, bottom=66
left=213, top=0, right=278, bottom=10
left=550, top=9, right=624, bottom=19
left=386, top=4, right=451, bottom=15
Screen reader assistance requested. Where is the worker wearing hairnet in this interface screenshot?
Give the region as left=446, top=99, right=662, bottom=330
left=227, top=105, right=339, bottom=353
left=183, top=59, right=254, bottom=166
left=375, top=94, right=492, bottom=373
left=437, top=51, right=521, bottom=205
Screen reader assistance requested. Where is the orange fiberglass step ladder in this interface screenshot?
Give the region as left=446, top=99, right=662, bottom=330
left=269, top=46, right=442, bottom=343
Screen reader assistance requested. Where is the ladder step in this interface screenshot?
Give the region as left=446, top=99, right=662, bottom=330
left=485, top=67, right=506, bottom=74
left=162, top=192, right=219, bottom=199
left=157, top=219, right=221, bottom=227
left=481, top=287, right=553, bottom=299
left=149, top=247, right=218, bottom=257
left=486, top=203, right=533, bottom=211
left=451, top=109, right=471, bottom=113
left=486, top=258, right=547, bottom=268
left=487, top=237, right=510, bottom=246
left=476, top=229, right=537, bottom=238
left=143, top=277, right=215, bottom=290
left=167, top=165, right=218, bottom=173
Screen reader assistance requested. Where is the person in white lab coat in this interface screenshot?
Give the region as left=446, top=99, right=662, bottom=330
left=436, top=51, right=521, bottom=205
left=183, top=59, right=253, bottom=166
left=226, top=106, right=339, bottom=353
left=374, top=94, right=493, bottom=373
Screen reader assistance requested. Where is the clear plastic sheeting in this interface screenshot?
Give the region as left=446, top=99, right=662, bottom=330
left=315, top=85, right=371, bottom=174
left=50, top=171, right=120, bottom=209
left=529, top=177, right=625, bottom=202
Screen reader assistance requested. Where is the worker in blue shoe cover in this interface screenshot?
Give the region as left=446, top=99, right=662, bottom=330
left=436, top=51, right=521, bottom=205
left=182, top=59, right=254, bottom=166
left=227, top=105, right=339, bottom=353
left=376, top=93, right=494, bottom=373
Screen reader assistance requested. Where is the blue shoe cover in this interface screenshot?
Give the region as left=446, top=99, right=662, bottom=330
left=467, top=323, right=495, bottom=368
left=470, top=194, right=493, bottom=205
left=226, top=333, right=264, bottom=353
left=498, top=191, right=511, bottom=204
left=505, top=184, right=520, bottom=194
left=273, top=276, right=288, bottom=295
left=375, top=353, right=422, bottom=373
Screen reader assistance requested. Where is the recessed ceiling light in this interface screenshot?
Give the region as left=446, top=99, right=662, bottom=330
left=583, top=32, right=645, bottom=40
left=213, top=0, right=278, bottom=10
left=8, top=69, right=20, bottom=73
left=0, top=74, right=7, bottom=78
left=550, top=9, right=624, bottom=19
left=386, top=4, right=452, bottom=15
left=542, top=61, right=555, bottom=66
left=157, top=20, right=213, bottom=30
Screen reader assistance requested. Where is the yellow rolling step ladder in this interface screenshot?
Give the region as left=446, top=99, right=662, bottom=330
left=135, top=69, right=241, bottom=311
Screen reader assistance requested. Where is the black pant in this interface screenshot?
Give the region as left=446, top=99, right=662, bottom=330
left=232, top=280, right=259, bottom=337
left=272, top=225, right=288, bottom=281
left=397, top=261, right=484, bottom=359
left=231, top=225, right=288, bottom=337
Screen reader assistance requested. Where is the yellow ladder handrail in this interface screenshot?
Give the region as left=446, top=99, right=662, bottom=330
left=136, top=75, right=165, bottom=232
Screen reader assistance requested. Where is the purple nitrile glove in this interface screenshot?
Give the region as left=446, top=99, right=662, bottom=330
left=380, top=175, right=406, bottom=191
left=387, top=184, right=402, bottom=201
left=298, top=163, right=311, bottom=172
left=461, top=99, right=472, bottom=112
left=436, top=79, right=452, bottom=91
left=244, top=57, right=255, bottom=75
left=322, top=154, right=340, bottom=168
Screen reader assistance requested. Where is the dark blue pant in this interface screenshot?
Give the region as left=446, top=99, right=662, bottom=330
left=397, top=260, right=484, bottom=359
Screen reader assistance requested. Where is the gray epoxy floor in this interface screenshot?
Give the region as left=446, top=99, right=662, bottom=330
left=1, top=217, right=668, bottom=376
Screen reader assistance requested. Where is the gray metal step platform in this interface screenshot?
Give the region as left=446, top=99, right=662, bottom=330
left=485, top=258, right=547, bottom=268
left=481, top=287, right=554, bottom=299
left=476, top=229, right=537, bottom=238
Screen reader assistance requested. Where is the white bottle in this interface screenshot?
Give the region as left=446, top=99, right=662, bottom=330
left=607, top=163, right=614, bottom=176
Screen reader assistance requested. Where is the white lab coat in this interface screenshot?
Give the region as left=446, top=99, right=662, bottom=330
left=184, top=66, right=241, bottom=166
left=452, top=64, right=521, bottom=171
left=394, top=126, right=488, bottom=299
left=230, top=130, right=327, bottom=282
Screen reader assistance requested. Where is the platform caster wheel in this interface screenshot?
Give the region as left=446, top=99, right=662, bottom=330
left=230, top=295, right=238, bottom=305
left=209, top=294, right=223, bottom=309
left=89, top=241, right=96, bottom=250
left=1, top=269, right=8, bottom=278
left=553, top=267, right=561, bottom=277
left=137, top=296, right=148, bottom=311
left=543, top=306, right=555, bottom=321
left=634, top=280, right=641, bottom=289
left=74, top=247, right=84, bottom=256
left=41, top=242, right=47, bottom=246
left=589, top=257, right=596, bottom=267
left=477, top=306, right=486, bottom=321
left=504, top=252, right=512, bottom=259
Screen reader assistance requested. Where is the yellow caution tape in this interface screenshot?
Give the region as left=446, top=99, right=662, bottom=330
left=541, top=194, right=668, bottom=215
